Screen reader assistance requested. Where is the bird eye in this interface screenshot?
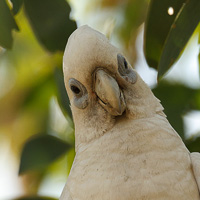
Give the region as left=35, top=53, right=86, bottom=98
left=117, top=53, right=137, bottom=84
left=69, top=78, right=88, bottom=109
left=69, top=79, right=85, bottom=96
left=70, top=85, right=81, bottom=94
left=124, top=58, right=128, bottom=69
left=117, top=54, right=129, bottom=75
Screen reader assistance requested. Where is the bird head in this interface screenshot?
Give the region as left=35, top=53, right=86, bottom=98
left=63, top=25, right=164, bottom=147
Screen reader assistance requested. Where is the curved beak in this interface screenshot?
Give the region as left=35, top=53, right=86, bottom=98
left=94, top=69, right=126, bottom=116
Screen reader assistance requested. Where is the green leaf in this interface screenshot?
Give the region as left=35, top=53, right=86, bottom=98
left=198, top=29, right=200, bottom=76
left=24, top=0, right=77, bottom=52
left=144, top=0, right=185, bottom=69
left=19, top=134, right=72, bottom=174
left=199, top=50, right=200, bottom=78
left=185, top=134, right=200, bottom=152
left=0, top=0, right=19, bottom=49
left=158, top=0, right=200, bottom=77
left=11, top=0, right=23, bottom=15
left=15, top=196, right=57, bottom=200
left=153, top=81, right=200, bottom=139
left=54, top=67, right=72, bottom=119
left=198, top=25, right=200, bottom=44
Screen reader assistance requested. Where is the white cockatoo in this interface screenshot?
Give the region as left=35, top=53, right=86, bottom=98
left=60, top=25, right=200, bottom=200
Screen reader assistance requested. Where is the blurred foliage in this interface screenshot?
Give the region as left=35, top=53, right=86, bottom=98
left=144, top=0, right=200, bottom=78
left=144, top=0, right=185, bottom=69
left=19, top=134, right=72, bottom=174
left=0, top=0, right=76, bottom=198
left=0, top=0, right=199, bottom=199
left=153, top=82, right=200, bottom=140
left=0, top=0, right=19, bottom=48
left=118, top=0, right=148, bottom=52
left=10, top=0, right=23, bottom=15
left=15, top=196, right=57, bottom=200
left=185, top=134, right=200, bottom=152
left=157, top=0, right=200, bottom=77
left=54, top=67, right=72, bottom=119
left=24, top=0, right=76, bottom=52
